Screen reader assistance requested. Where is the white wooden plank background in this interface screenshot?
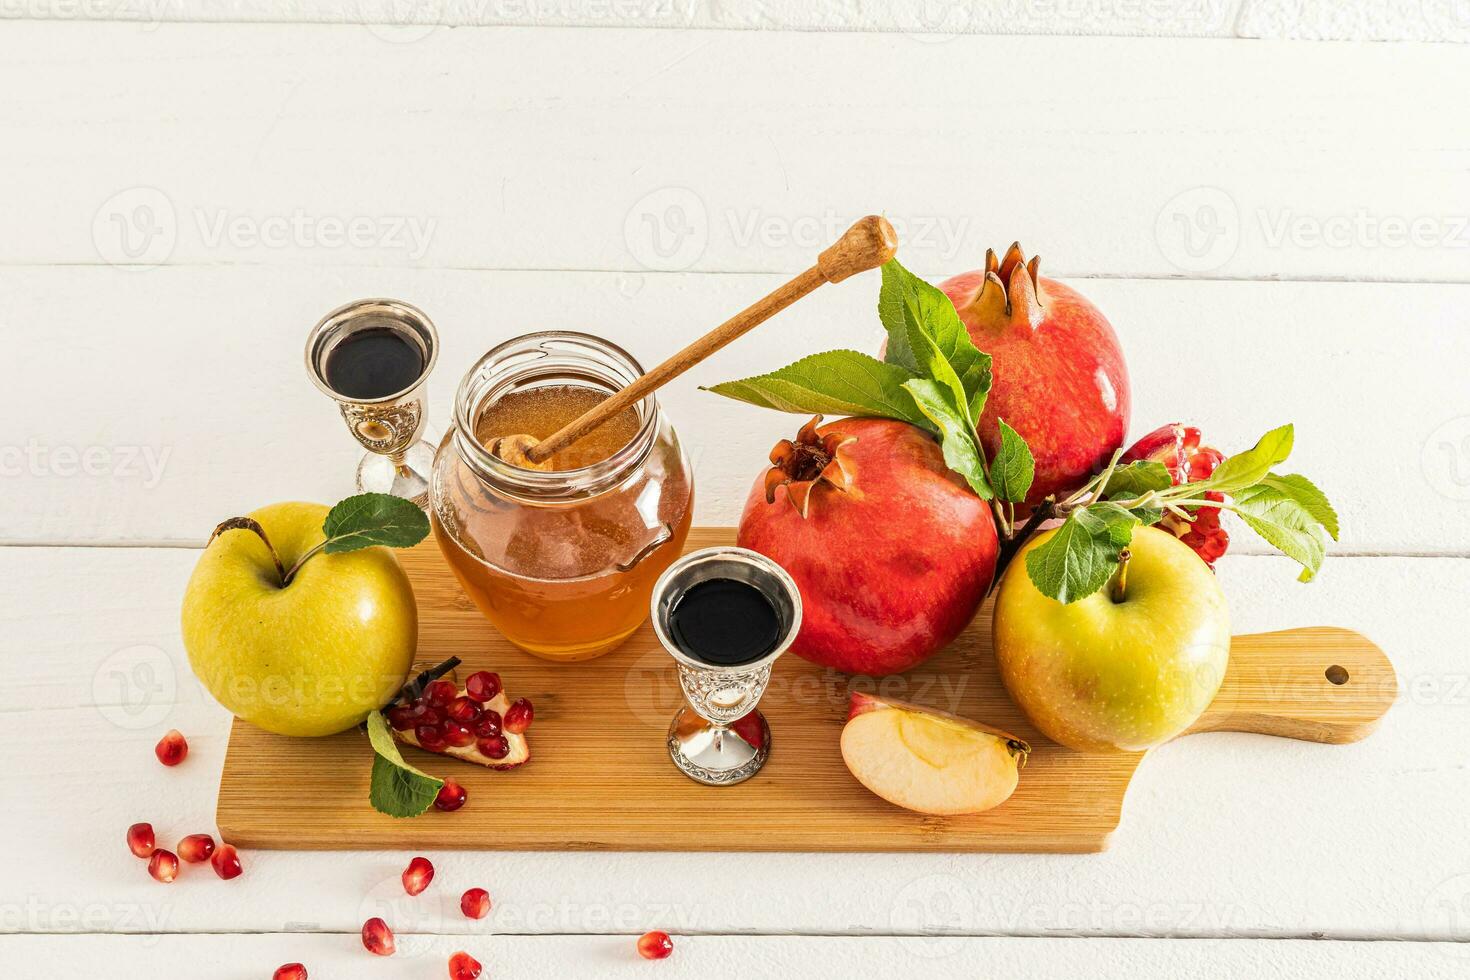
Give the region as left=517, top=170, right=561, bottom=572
left=2, top=9, right=1467, bottom=977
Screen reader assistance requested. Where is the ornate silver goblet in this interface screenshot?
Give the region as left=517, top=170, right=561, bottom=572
left=306, top=299, right=439, bottom=506
left=650, top=546, right=802, bottom=786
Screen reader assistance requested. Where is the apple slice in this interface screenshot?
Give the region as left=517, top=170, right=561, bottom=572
left=839, top=692, right=1029, bottom=815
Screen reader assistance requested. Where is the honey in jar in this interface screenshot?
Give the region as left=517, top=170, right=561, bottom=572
left=430, top=332, right=694, bottom=661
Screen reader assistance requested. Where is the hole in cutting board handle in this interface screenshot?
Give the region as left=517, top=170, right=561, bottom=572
left=1325, top=664, right=1349, bottom=685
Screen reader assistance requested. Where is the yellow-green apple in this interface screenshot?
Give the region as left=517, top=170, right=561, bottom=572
left=992, top=525, right=1230, bottom=752
left=839, top=692, right=1029, bottom=815
left=182, top=501, right=417, bottom=737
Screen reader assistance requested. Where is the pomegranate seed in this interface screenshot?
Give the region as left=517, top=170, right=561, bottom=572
left=477, top=735, right=509, bottom=760
left=504, top=698, right=533, bottom=734
left=148, top=849, right=179, bottom=883
left=435, top=780, right=467, bottom=812
left=426, top=679, right=458, bottom=706
left=445, top=696, right=482, bottom=724
left=177, top=833, right=215, bottom=863
left=386, top=705, right=417, bottom=730
left=361, top=917, right=395, bottom=956
left=403, top=856, right=434, bottom=896
left=154, top=729, right=188, bottom=766
left=416, top=724, right=448, bottom=751
left=405, top=702, right=443, bottom=727
left=637, top=931, right=674, bottom=960
left=444, top=721, right=476, bottom=748
left=460, top=887, right=491, bottom=919
left=127, top=822, right=155, bottom=858
left=211, top=843, right=243, bottom=880
left=449, top=951, right=482, bottom=980
left=473, top=711, right=502, bottom=738
left=464, top=671, right=501, bottom=703
left=273, top=965, right=307, bottom=980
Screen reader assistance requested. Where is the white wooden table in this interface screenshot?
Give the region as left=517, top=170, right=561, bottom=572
left=4, top=6, right=1469, bottom=976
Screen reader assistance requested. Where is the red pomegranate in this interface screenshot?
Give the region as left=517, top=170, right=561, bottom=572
left=737, top=416, right=998, bottom=676
left=1121, top=422, right=1230, bottom=567
left=938, top=243, right=1129, bottom=509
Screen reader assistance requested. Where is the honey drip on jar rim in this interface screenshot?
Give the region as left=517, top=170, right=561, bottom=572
left=474, top=384, right=642, bottom=471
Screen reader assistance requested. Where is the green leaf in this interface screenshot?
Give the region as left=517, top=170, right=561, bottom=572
left=1232, top=481, right=1333, bottom=582
left=1258, top=473, right=1340, bottom=541
left=878, top=258, right=992, bottom=422
left=904, top=379, right=993, bottom=500
left=322, top=493, right=431, bottom=554
left=366, top=710, right=443, bottom=819
left=1099, top=460, right=1174, bottom=500
left=1204, top=425, right=1295, bottom=494
left=1024, top=502, right=1140, bottom=604
left=990, top=419, right=1035, bottom=504
left=702, top=350, right=931, bottom=431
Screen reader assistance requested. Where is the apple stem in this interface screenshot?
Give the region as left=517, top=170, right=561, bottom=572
left=990, top=497, right=1056, bottom=593
left=1110, top=549, right=1132, bottom=604
left=208, top=517, right=286, bottom=585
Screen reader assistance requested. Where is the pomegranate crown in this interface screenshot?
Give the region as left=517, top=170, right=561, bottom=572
left=763, top=415, right=856, bottom=518
left=952, top=242, right=1045, bottom=331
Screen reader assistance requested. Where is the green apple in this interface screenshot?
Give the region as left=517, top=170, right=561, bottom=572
left=182, top=501, right=417, bottom=737
left=993, top=525, right=1230, bottom=752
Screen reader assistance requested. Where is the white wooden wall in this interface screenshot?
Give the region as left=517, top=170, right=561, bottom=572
left=3, top=4, right=1468, bottom=976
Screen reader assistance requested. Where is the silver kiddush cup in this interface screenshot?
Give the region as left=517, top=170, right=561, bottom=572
left=306, top=299, right=439, bottom=507
left=650, top=546, right=803, bottom=786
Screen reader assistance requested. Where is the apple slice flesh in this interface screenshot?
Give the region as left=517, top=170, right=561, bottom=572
left=840, top=693, right=1028, bottom=815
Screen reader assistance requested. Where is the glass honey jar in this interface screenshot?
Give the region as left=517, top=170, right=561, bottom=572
left=430, top=332, right=695, bottom=661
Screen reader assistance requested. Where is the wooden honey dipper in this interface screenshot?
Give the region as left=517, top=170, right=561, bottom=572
left=493, top=215, right=898, bottom=470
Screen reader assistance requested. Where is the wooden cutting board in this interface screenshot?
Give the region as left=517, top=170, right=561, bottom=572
left=217, top=529, right=1396, bottom=853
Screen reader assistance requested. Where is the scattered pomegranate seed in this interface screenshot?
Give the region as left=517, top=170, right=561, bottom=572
left=386, top=705, right=418, bottom=731
left=465, top=671, right=501, bottom=703
left=426, top=679, right=458, bottom=706
left=477, top=735, right=509, bottom=760
left=460, top=887, right=491, bottom=919
left=273, top=964, right=307, bottom=980
left=448, top=951, right=482, bottom=980
left=148, top=849, right=179, bottom=883
left=177, top=833, right=215, bottom=863
left=445, top=696, right=482, bottom=724
left=435, top=780, right=468, bottom=812
left=361, top=917, right=395, bottom=956
left=473, top=711, right=502, bottom=738
left=416, top=724, right=448, bottom=752
left=637, top=931, right=674, bottom=960
left=127, top=822, right=155, bottom=858
left=403, top=856, right=435, bottom=896
left=211, top=843, right=243, bottom=880
left=154, top=729, right=188, bottom=766
left=444, top=721, right=476, bottom=748
left=504, top=698, right=533, bottom=734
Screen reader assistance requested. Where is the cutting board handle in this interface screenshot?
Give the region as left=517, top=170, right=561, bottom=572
left=1185, top=627, right=1396, bottom=744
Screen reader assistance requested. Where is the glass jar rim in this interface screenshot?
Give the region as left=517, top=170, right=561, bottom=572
left=449, top=330, right=660, bottom=499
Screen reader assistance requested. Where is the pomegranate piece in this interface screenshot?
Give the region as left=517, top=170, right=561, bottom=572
left=1120, top=422, right=1231, bottom=568
left=148, top=849, right=179, bottom=883
left=154, top=729, right=188, bottom=766
left=937, top=243, right=1130, bottom=509
left=460, top=887, right=491, bottom=920
left=126, top=822, right=155, bottom=858
left=738, top=416, right=997, bottom=676
left=273, top=965, right=307, bottom=980
left=445, top=696, right=483, bottom=724
left=392, top=676, right=531, bottom=770
left=448, top=951, right=483, bottom=980
left=637, top=931, right=674, bottom=960
left=211, top=843, right=243, bottom=880
left=434, top=779, right=467, bottom=812
left=503, top=698, right=533, bottom=734
left=177, top=833, right=215, bottom=863
left=403, top=856, right=435, bottom=896
left=425, top=679, right=458, bottom=706
left=361, top=917, right=395, bottom=956
left=464, top=671, right=501, bottom=703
